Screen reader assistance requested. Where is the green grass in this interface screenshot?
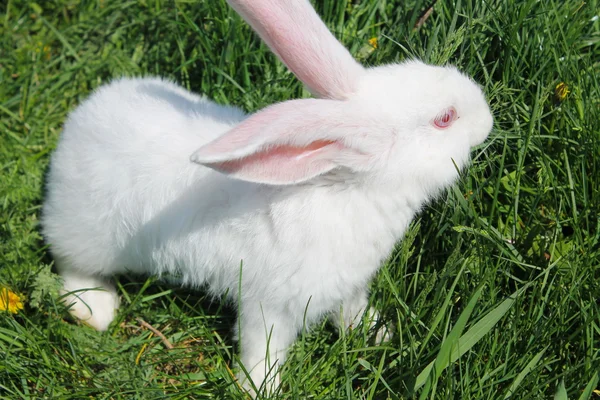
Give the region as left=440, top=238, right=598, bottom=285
left=1, top=0, right=599, bottom=398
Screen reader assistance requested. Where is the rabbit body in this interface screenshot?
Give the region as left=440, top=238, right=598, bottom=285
left=42, top=75, right=430, bottom=392
left=43, top=76, right=412, bottom=304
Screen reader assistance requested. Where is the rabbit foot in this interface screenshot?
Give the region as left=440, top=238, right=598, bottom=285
left=60, top=270, right=120, bottom=331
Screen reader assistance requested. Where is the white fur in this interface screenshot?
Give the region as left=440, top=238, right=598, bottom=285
left=41, top=0, right=494, bottom=397
left=60, top=270, right=120, bottom=331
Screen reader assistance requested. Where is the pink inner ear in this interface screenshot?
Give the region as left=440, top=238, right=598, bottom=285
left=206, top=140, right=342, bottom=184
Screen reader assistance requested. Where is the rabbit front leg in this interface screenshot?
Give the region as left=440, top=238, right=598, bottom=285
left=236, top=302, right=298, bottom=396
left=334, top=288, right=391, bottom=344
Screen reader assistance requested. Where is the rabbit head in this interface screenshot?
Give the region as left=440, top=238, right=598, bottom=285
left=191, top=0, right=493, bottom=197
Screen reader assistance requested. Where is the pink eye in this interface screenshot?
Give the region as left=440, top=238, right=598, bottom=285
left=432, top=106, right=458, bottom=129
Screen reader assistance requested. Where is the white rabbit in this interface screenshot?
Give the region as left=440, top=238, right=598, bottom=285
left=41, top=0, right=494, bottom=396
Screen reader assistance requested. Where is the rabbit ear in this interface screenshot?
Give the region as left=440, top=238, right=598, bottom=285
left=190, top=99, right=380, bottom=185
left=226, top=0, right=364, bottom=100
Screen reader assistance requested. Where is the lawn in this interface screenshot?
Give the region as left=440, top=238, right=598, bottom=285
left=1, top=0, right=599, bottom=398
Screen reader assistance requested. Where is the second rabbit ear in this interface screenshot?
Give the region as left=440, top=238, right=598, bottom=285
left=226, top=0, right=365, bottom=100
left=190, top=99, right=383, bottom=185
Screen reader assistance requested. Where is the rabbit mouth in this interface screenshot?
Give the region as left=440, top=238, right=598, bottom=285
left=470, top=134, right=488, bottom=147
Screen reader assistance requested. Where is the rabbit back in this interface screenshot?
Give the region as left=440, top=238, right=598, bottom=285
left=42, top=77, right=248, bottom=278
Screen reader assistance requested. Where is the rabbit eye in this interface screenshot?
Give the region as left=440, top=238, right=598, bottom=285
left=432, top=107, right=458, bottom=129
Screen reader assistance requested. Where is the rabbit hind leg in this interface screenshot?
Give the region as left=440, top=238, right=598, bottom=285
left=58, top=263, right=120, bottom=331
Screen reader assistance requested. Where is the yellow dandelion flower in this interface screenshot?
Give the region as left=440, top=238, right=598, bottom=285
left=0, top=287, right=24, bottom=314
left=368, top=37, right=378, bottom=49
left=43, top=45, right=51, bottom=60
left=555, top=82, right=569, bottom=102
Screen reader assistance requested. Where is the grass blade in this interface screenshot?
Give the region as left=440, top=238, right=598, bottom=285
left=415, top=283, right=529, bottom=393
left=503, top=347, right=548, bottom=399
left=578, top=373, right=599, bottom=400
left=417, top=284, right=484, bottom=398
left=554, top=379, right=568, bottom=400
